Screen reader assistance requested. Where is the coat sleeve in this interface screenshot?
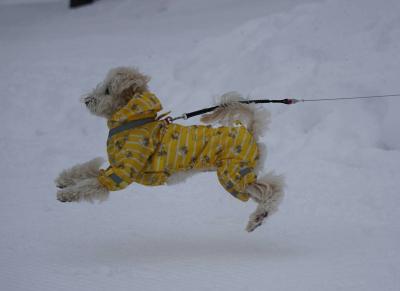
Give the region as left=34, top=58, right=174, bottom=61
left=97, top=146, right=155, bottom=191
left=97, top=130, right=160, bottom=191
left=97, top=166, right=131, bottom=191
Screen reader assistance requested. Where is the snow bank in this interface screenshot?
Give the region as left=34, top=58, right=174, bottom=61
left=174, top=0, right=400, bottom=150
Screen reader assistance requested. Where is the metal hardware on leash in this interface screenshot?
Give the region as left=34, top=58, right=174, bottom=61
left=165, top=114, right=188, bottom=123
left=166, top=93, right=400, bottom=122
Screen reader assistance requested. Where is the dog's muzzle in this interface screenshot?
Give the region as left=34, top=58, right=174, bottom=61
left=82, top=96, right=95, bottom=106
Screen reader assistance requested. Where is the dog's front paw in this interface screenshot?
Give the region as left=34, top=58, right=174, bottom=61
left=55, top=157, right=105, bottom=189
left=246, top=209, right=268, bottom=232
left=57, top=188, right=79, bottom=202
left=54, top=171, right=75, bottom=189
left=56, top=178, right=109, bottom=203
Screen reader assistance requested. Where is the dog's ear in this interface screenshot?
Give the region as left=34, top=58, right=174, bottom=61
left=109, top=68, right=150, bottom=99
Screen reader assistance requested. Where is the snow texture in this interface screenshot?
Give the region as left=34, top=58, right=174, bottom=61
left=0, top=0, right=399, bottom=290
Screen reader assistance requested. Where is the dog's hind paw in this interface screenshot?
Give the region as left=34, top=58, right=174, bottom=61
left=246, top=210, right=268, bottom=232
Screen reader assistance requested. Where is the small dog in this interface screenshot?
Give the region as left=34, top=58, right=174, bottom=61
left=55, top=67, right=285, bottom=232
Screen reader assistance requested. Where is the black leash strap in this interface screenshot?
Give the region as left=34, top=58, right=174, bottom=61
left=169, top=98, right=298, bottom=122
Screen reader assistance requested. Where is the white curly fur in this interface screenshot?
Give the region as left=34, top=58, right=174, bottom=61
left=200, top=91, right=271, bottom=141
left=57, top=177, right=109, bottom=203
left=56, top=67, right=285, bottom=232
left=55, top=157, right=104, bottom=188
left=81, top=67, right=150, bottom=119
left=55, top=157, right=109, bottom=203
left=245, top=172, right=285, bottom=232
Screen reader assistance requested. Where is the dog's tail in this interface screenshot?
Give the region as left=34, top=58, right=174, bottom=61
left=200, top=91, right=271, bottom=141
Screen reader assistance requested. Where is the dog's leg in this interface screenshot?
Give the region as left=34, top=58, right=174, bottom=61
left=57, top=177, right=109, bottom=203
left=55, top=157, right=104, bottom=188
left=246, top=172, right=285, bottom=232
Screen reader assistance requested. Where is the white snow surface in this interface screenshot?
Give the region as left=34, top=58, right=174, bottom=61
left=1, top=0, right=400, bottom=290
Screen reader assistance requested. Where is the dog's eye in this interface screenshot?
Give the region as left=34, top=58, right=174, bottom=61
left=105, top=87, right=110, bottom=95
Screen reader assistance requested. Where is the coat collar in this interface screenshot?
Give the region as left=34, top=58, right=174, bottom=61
left=107, top=91, right=162, bottom=129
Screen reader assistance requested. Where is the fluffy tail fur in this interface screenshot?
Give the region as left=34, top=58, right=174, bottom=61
left=200, top=91, right=271, bottom=141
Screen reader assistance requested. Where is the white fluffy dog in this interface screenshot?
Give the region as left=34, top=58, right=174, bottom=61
left=55, top=67, right=285, bottom=232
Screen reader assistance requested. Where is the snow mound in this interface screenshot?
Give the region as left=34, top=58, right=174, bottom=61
left=174, top=0, right=400, bottom=150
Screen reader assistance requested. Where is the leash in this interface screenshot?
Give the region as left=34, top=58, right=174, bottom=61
left=166, top=93, right=400, bottom=122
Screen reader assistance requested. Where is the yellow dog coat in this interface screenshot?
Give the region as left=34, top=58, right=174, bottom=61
left=98, top=92, right=259, bottom=201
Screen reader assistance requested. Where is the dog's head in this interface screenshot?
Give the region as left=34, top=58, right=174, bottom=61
left=82, top=67, right=151, bottom=119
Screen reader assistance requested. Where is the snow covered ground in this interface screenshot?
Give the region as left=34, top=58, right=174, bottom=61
left=1, top=0, right=400, bottom=290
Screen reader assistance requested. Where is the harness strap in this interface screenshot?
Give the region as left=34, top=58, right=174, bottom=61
left=108, top=117, right=155, bottom=139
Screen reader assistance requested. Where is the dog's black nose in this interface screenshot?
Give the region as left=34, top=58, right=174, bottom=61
left=84, top=97, right=93, bottom=106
